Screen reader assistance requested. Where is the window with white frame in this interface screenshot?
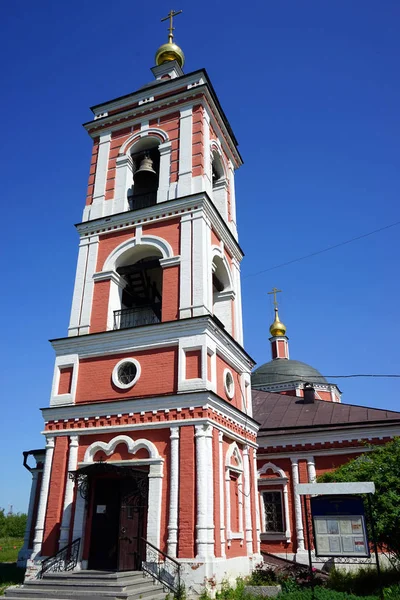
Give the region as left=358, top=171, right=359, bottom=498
left=262, top=490, right=284, bottom=533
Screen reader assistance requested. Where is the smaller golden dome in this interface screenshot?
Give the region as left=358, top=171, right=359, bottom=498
left=155, top=42, right=185, bottom=68
left=269, top=308, right=287, bottom=337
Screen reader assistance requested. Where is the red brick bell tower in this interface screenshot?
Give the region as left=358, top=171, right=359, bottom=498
left=22, top=14, right=261, bottom=595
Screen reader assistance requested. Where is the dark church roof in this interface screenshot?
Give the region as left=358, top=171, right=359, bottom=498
left=252, top=359, right=327, bottom=387
left=252, top=389, right=400, bottom=433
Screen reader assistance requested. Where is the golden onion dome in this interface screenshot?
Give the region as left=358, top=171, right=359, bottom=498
left=155, top=42, right=185, bottom=68
left=269, top=308, right=287, bottom=337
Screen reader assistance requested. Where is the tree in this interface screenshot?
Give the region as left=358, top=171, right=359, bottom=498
left=0, top=509, right=27, bottom=538
left=318, top=438, right=400, bottom=565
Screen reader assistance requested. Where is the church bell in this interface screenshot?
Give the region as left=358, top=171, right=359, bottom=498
left=133, top=153, right=157, bottom=187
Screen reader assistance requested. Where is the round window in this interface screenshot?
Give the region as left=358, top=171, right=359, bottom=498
left=224, top=369, right=235, bottom=400
left=112, top=358, right=141, bottom=390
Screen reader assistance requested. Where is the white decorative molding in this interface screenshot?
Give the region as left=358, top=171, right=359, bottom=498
left=223, top=368, right=235, bottom=400
left=119, top=128, right=169, bottom=156
left=111, top=358, right=141, bottom=390
left=225, top=442, right=244, bottom=545
left=103, top=234, right=174, bottom=272
left=19, top=470, right=39, bottom=560
left=243, top=447, right=253, bottom=554
left=218, top=431, right=226, bottom=558
left=258, top=462, right=291, bottom=542
left=195, top=424, right=214, bottom=557
left=83, top=434, right=159, bottom=463
left=307, top=457, right=317, bottom=484
left=178, top=106, right=193, bottom=196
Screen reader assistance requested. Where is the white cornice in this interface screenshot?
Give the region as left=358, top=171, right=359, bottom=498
left=85, top=85, right=241, bottom=168
left=51, top=316, right=254, bottom=371
left=40, top=392, right=259, bottom=438
left=75, top=193, right=244, bottom=263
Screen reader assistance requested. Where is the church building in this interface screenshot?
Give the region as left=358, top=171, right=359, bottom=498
left=12, top=13, right=400, bottom=599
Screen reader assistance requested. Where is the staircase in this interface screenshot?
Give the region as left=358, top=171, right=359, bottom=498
left=4, top=570, right=167, bottom=600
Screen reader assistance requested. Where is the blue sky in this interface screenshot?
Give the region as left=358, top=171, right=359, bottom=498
left=1, top=1, right=399, bottom=512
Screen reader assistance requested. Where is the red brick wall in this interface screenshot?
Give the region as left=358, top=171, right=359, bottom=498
left=162, top=265, right=179, bottom=322
left=75, top=347, right=178, bottom=403
left=216, top=355, right=243, bottom=410
left=58, top=367, right=73, bottom=395
left=185, top=350, right=202, bottom=379
left=178, top=426, right=195, bottom=558
left=86, top=139, right=99, bottom=206
left=42, top=437, right=69, bottom=556
left=192, top=104, right=204, bottom=177
left=90, top=279, right=110, bottom=333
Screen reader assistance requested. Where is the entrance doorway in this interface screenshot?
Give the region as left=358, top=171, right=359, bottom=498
left=88, top=471, right=148, bottom=571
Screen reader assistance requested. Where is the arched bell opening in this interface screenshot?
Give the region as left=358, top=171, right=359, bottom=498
left=113, top=245, right=163, bottom=330
left=212, top=254, right=233, bottom=334
left=128, top=138, right=160, bottom=211
left=212, top=150, right=225, bottom=187
left=211, top=149, right=228, bottom=218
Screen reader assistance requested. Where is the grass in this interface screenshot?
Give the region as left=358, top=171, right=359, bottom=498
left=0, top=539, right=23, bottom=565
left=0, top=539, right=25, bottom=596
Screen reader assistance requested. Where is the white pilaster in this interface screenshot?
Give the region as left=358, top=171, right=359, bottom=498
left=192, top=213, right=211, bottom=317
left=91, top=132, right=111, bottom=219
left=157, top=141, right=172, bottom=203
left=147, top=462, right=164, bottom=549
left=231, top=257, right=244, bottom=345
left=179, top=213, right=192, bottom=318
left=218, top=431, right=226, bottom=558
left=228, top=159, right=238, bottom=238
left=79, top=236, right=99, bottom=334
left=195, top=424, right=208, bottom=558
left=167, top=427, right=180, bottom=557
left=178, top=106, right=193, bottom=196
left=113, top=154, right=133, bottom=214
left=307, top=457, right=317, bottom=484
left=243, top=446, right=253, bottom=554
left=32, top=437, right=55, bottom=556
left=203, top=110, right=212, bottom=197
left=68, top=239, right=89, bottom=337
left=68, top=235, right=99, bottom=337
left=291, top=458, right=305, bottom=553
left=58, top=436, right=79, bottom=549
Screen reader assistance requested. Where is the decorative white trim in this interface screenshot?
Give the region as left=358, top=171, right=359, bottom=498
left=243, top=447, right=253, bottom=554
left=111, top=358, right=141, bottom=390
left=50, top=354, right=79, bottom=407
left=218, top=431, right=226, bottom=557
left=258, top=462, right=291, bottom=542
left=32, top=437, right=55, bottom=555
left=159, top=255, right=181, bottom=268
left=178, top=106, right=193, bottom=196
left=225, top=442, right=244, bottom=544
left=83, top=434, right=159, bottom=463
left=223, top=368, right=235, bottom=400
left=103, top=234, right=174, bottom=272
left=195, top=424, right=209, bottom=558
left=307, top=457, right=317, bottom=484
left=19, top=470, right=39, bottom=558
left=252, top=451, right=261, bottom=554
left=167, top=427, right=179, bottom=557
left=119, top=128, right=169, bottom=156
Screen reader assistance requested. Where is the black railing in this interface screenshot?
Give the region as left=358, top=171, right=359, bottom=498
left=39, top=538, right=80, bottom=578
left=114, top=306, right=161, bottom=330
left=128, top=191, right=157, bottom=211
left=141, top=538, right=182, bottom=595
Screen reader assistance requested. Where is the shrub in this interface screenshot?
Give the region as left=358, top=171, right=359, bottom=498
left=327, top=567, right=400, bottom=596
left=277, top=586, right=379, bottom=599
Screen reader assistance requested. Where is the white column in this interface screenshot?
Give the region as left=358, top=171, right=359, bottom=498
left=231, top=258, right=244, bottom=345
left=195, top=424, right=208, bottom=558
left=68, top=239, right=89, bottom=337
left=243, top=446, right=253, bottom=554
left=205, top=425, right=214, bottom=557
left=283, top=480, right=291, bottom=541
left=228, top=159, right=238, bottom=238
left=113, top=154, right=133, bottom=214
left=147, top=462, right=164, bottom=549
left=20, top=470, right=39, bottom=555
left=179, top=213, right=192, bottom=319
left=291, top=458, right=305, bottom=552
left=157, top=141, right=172, bottom=203
left=177, top=106, right=193, bottom=196
left=167, top=427, right=180, bottom=557
left=90, top=132, right=111, bottom=219
left=307, top=457, right=317, bottom=484
left=32, top=437, right=55, bottom=556
left=72, top=483, right=86, bottom=544
left=58, top=436, right=79, bottom=549
left=252, top=452, right=261, bottom=554
left=218, top=431, right=226, bottom=557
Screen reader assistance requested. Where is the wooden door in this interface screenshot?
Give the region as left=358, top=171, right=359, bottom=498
left=88, top=477, right=119, bottom=570
left=118, top=476, right=148, bottom=571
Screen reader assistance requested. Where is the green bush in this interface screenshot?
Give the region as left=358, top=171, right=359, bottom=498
left=328, top=567, right=400, bottom=596
left=0, top=511, right=27, bottom=538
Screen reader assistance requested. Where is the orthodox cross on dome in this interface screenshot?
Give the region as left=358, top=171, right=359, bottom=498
left=268, top=287, right=282, bottom=309
left=161, top=9, right=182, bottom=43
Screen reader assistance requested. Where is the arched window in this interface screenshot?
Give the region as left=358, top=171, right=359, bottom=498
left=212, top=253, right=234, bottom=334
left=128, top=138, right=160, bottom=210
left=211, top=149, right=228, bottom=218
left=258, top=462, right=291, bottom=542
left=113, top=245, right=163, bottom=330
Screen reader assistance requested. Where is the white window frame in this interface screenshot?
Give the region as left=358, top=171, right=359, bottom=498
left=112, top=358, right=141, bottom=390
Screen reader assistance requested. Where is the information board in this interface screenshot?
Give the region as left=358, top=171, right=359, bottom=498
left=310, top=495, right=369, bottom=558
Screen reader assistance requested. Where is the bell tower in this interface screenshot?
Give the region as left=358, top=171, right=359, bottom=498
left=24, top=14, right=261, bottom=595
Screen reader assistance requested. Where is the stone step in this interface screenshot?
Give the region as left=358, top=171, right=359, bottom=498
left=4, top=572, right=167, bottom=600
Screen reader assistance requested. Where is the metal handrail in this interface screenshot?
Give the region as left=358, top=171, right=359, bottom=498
left=38, top=538, right=80, bottom=579
left=141, top=537, right=182, bottom=594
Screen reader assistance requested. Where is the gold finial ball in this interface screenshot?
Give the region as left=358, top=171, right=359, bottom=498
left=155, top=42, right=185, bottom=68
left=269, top=310, right=287, bottom=337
